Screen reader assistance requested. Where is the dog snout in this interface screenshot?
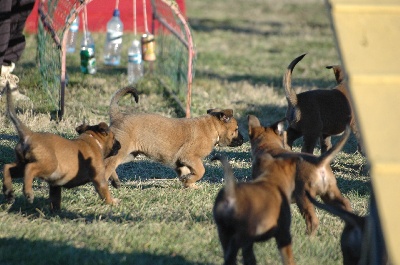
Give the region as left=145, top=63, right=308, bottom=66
left=108, top=140, right=121, bottom=157
left=229, top=132, right=244, bottom=147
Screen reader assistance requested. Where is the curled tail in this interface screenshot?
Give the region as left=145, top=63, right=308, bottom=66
left=212, top=155, right=236, bottom=200
left=283, top=53, right=306, bottom=107
left=109, top=86, right=139, bottom=121
left=318, top=125, right=351, bottom=167
left=5, top=82, right=31, bottom=139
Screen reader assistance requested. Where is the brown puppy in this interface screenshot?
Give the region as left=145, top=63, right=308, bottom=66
left=2, top=83, right=121, bottom=210
left=213, top=154, right=299, bottom=265
left=248, top=114, right=352, bottom=235
left=284, top=53, right=357, bottom=154
left=306, top=191, right=365, bottom=265
left=105, top=86, right=244, bottom=188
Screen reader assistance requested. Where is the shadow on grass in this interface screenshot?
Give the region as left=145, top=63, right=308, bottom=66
left=114, top=148, right=253, bottom=185
left=189, top=18, right=283, bottom=36
left=1, top=192, right=146, bottom=223
left=337, top=178, right=371, bottom=197
left=195, top=69, right=336, bottom=89
left=0, top=237, right=208, bottom=265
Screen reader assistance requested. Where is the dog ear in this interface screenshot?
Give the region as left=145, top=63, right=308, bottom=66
left=75, top=123, right=88, bottom=134
left=248, top=115, right=261, bottom=138
left=272, top=119, right=286, bottom=136
left=208, top=109, right=233, bottom=123
left=219, top=109, right=233, bottom=122
left=98, top=122, right=110, bottom=135
left=207, top=108, right=221, bottom=114
left=248, top=115, right=261, bottom=128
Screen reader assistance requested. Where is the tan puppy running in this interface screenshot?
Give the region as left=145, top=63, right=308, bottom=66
left=248, top=114, right=352, bottom=235
left=105, top=86, right=244, bottom=188
left=2, top=83, right=121, bottom=210
left=213, top=154, right=299, bottom=265
left=284, top=54, right=361, bottom=154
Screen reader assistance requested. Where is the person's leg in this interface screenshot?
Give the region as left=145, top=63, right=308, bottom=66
left=0, top=0, right=12, bottom=68
left=4, top=0, right=35, bottom=64
left=0, top=0, right=35, bottom=99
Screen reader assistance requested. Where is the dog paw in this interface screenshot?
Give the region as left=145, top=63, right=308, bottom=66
left=4, top=193, right=15, bottom=204
left=3, top=189, right=15, bottom=203
left=184, top=183, right=200, bottom=189
left=24, top=193, right=34, bottom=204
left=179, top=174, right=190, bottom=182
left=111, top=179, right=121, bottom=189
left=111, top=198, right=120, bottom=205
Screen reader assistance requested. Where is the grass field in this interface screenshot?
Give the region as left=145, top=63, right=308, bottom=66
left=0, top=0, right=370, bottom=264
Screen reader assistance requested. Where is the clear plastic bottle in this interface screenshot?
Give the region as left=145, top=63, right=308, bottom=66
left=127, top=40, right=144, bottom=84
left=66, top=16, right=79, bottom=53
left=103, top=9, right=123, bottom=66
left=80, top=31, right=96, bottom=74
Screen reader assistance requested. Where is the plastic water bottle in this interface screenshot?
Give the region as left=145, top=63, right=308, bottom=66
left=80, top=31, right=96, bottom=74
left=103, top=9, right=123, bottom=66
left=127, top=40, right=143, bottom=84
left=66, top=17, right=79, bottom=53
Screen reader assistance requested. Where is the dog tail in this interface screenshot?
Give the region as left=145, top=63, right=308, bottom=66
left=318, top=125, right=351, bottom=167
left=326, top=65, right=344, bottom=84
left=283, top=53, right=306, bottom=107
left=212, top=155, right=236, bottom=200
left=109, top=86, right=139, bottom=121
left=306, top=191, right=362, bottom=228
left=5, top=82, right=32, bottom=139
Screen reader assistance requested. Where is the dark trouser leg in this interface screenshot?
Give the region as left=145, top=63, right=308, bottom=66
left=3, top=0, right=35, bottom=64
left=0, top=0, right=12, bottom=67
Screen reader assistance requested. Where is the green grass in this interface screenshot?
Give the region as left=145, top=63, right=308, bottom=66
left=0, top=0, right=370, bottom=264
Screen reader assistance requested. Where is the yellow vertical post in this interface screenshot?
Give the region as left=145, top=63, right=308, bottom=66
left=326, top=0, right=400, bottom=263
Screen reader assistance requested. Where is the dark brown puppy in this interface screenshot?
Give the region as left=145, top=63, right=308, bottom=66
left=326, top=64, right=363, bottom=153
left=106, top=86, right=244, bottom=188
left=306, top=191, right=365, bottom=265
left=284, top=54, right=357, bottom=154
left=2, top=83, right=121, bottom=210
left=213, top=154, right=299, bottom=265
left=248, top=114, right=352, bottom=235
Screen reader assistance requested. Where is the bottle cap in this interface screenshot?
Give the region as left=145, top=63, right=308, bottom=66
left=113, top=9, right=120, bottom=17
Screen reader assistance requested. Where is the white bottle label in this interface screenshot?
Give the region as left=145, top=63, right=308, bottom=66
left=129, top=53, right=142, bottom=64
left=107, top=31, right=122, bottom=44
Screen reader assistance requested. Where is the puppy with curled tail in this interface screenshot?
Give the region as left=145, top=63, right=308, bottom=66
left=105, top=86, right=244, bottom=189
left=283, top=54, right=362, bottom=154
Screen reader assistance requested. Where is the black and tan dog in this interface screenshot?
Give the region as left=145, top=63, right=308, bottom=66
left=306, top=191, right=365, bottom=265
left=248, top=114, right=352, bottom=235
left=2, top=83, right=121, bottom=210
left=213, top=154, right=299, bottom=265
left=283, top=54, right=361, bottom=154
left=105, top=86, right=244, bottom=188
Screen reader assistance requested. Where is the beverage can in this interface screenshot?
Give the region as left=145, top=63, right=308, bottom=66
left=141, top=34, right=156, bottom=61
left=80, top=48, right=96, bottom=74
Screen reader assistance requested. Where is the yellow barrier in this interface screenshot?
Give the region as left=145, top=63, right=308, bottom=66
left=326, top=0, right=400, bottom=263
